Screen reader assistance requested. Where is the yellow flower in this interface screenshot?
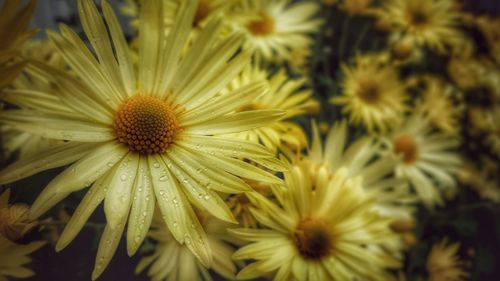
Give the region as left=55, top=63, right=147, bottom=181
left=136, top=212, right=237, bottom=281
left=0, top=189, right=37, bottom=242
left=0, top=234, right=45, bottom=281
left=330, top=54, right=408, bottom=133
left=415, top=76, right=462, bottom=135
left=231, top=164, right=401, bottom=280
left=229, top=0, right=322, bottom=62
left=373, top=0, right=465, bottom=54
left=223, top=63, right=316, bottom=152
left=381, top=113, right=462, bottom=208
left=0, top=0, right=285, bottom=279
left=0, top=0, right=37, bottom=88
left=427, top=239, right=469, bottom=281
left=307, top=121, right=416, bottom=220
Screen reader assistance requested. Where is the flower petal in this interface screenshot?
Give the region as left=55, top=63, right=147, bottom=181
left=30, top=142, right=128, bottom=219
left=0, top=142, right=93, bottom=184
left=126, top=156, right=155, bottom=256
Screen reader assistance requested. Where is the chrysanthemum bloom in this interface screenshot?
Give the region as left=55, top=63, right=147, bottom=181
left=373, top=0, right=465, bottom=54
left=330, top=55, right=408, bottom=133
left=458, top=161, right=500, bottom=203
left=231, top=163, right=401, bottom=280
left=0, top=189, right=38, bottom=242
left=426, top=239, right=469, bottom=281
left=223, top=64, right=316, bottom=152
left=307, top=121, right=415, bottom=220
left=0, top=0, right=36, bottom=88
left=229, top=0, right=322, bottom=62
left=136, top=212, right=237, bottom=281
left=414, top=76, right=462, bottom=135
left=381, top=113, right=462, bottom=208
left=0, top=0, right=285, bottom=278
left=0, top=234, right=45, bottom=281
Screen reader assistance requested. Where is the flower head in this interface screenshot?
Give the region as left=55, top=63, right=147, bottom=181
left=374, top=0, right=465, bottom=54
left=230, top=0, right=322, bottom=62
left=0, top=0, right=285, bottom=279
left=381, top=113, right=462, bottom=208
left=331, top=54, right=408, bottom=133
left=426, top=239, right=469, bottom=281
left=231, top=163, right=401, bottom=280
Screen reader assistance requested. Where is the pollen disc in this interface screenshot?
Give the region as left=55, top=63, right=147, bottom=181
left=114, top=96, right=179, bottom=155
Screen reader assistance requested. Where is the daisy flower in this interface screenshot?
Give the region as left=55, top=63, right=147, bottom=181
left=381, top=113, right=462, bottom=208
left=223, top=63, right=316, bottom=152
left=426, top=239, right=469, bottom=281
left=0, top=189, right=45, bottom=281
left=330, top=54, right=408, bottom=133
left=415, top=76, right=462, bottom=135
left=136, top=212, right=237, bottom=281
left=231, top=163, right=401, bottom=280
left=374, top=0, right=465, bottom=54
left=0, top=189, right=38, bottom=242
left=226, top=179, right=273, bottom=228
left=229, top=0, right=322, bottom=62
left=0, top=0, right=285, bottom=279
left=307, top=120, right=416, bottom=220
left=0, top=0, right=36, bottom=88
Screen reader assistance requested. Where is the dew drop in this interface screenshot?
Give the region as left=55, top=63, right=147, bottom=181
left=159, top=175, right=168, bottom=182
left=153, top=162, right=160, bottom=168
left=120, top=174, right=128, bottom=181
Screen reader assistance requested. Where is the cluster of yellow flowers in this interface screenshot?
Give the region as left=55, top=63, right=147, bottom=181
left=0, top=0, right=497, bottom=280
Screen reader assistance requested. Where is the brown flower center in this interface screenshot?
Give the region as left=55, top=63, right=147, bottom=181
left=294, top=218, right=333, bottom=260
left=358, top=81, right=381, bottom=104
left=113, top=96, right=179, bottom=155
left=408, top=10, right=428, bottom=27
left=247, top=13, right=275, bottom=36
left=393, top=134, right=419, bottom=163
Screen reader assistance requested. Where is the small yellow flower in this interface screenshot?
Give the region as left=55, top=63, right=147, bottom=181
left=373, top=0, right=465, bottom=54
left=427, top=239, right=469, bottom=281
left=331, top=54, right=408, bottom=133
left=381, top=113, right=462, bottom=208
left=0, top=189, right=37, bottom=242
left=229, top=0, right=322, bottom=62
left=415, top=76, right=462, bottom=135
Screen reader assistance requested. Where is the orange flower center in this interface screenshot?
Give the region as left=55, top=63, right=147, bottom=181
left=247, top=13, right=275, bottom=36
left=393, top=134, right=419, bottom=163
left=113, top=96, right=179, bottom=155
left=294, top=218, right=332, bottom=260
